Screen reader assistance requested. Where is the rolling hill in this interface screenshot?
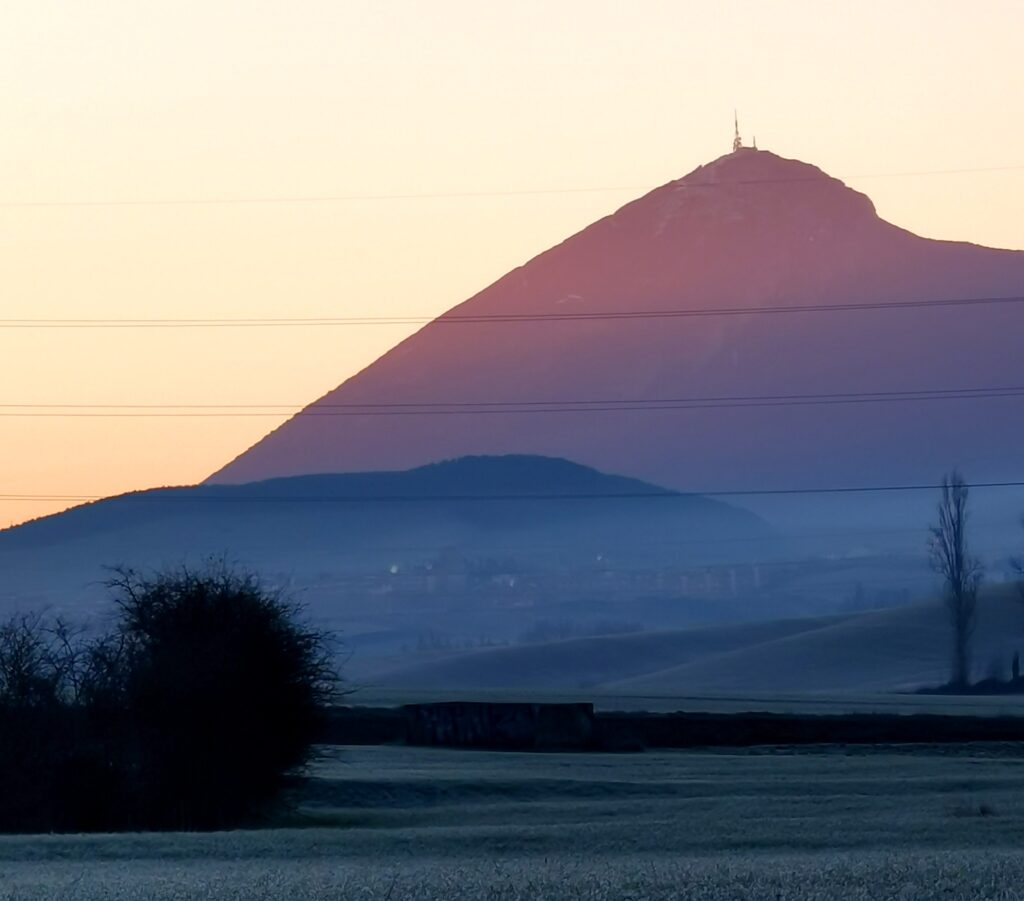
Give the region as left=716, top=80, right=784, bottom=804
left=610, top=590, right=1024, bottom=694
left=369, top=588, right=1024, bottom=694
left=367, top=614, right=852, bottom=690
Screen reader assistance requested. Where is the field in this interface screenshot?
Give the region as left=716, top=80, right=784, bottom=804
left=3, top=743, right=1024, bottom=899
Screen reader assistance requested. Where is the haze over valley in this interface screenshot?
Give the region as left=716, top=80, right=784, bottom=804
left=6, top=144, right=1024, bottom=697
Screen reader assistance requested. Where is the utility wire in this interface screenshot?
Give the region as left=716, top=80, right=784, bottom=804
left=3, top=480, right=1024, bottom=504
left=9, top=384, right=1024, bottom=409
left=3, top=293, right=1024, bottom=328
left=2, top=385, right=1023, bottom=417
left=1, top=163, right=1022, bottom=209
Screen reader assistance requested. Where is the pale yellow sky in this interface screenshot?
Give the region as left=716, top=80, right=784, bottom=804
left=2, top=0, right=1023, bottom=525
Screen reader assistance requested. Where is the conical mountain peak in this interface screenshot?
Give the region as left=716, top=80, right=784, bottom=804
left=209, top=149, right=1024, bottom=491
left=603, top=149, right=878, bottom=256
left=683, top=147, right=834, bottom=185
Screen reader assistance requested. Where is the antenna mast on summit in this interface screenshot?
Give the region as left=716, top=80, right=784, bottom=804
left=732, top=111, right=743, bottom=152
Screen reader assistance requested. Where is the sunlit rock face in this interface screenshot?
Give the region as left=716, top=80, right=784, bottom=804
left=208, top=149, right=1024, bottom=491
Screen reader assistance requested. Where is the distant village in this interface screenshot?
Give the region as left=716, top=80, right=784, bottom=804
left=284, top=548, right=925, bottom=624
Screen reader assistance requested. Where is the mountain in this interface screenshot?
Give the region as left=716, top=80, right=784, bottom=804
left=0, top=455, right=769, bottom=621
left=208, top=148, right=1024, bottom=521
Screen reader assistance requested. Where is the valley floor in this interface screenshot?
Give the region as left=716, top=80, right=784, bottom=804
left=4, top=743, right=1024, bottom=899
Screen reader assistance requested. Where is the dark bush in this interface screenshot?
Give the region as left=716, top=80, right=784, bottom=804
left=102, top=564, right=337, bottom=828
left=0, top=563, right=338, bottom=832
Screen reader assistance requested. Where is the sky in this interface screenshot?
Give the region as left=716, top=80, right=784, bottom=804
left=2, top=0, right=1023, bottom=527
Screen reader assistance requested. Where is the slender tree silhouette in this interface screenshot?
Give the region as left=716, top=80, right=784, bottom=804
left=929, top=472, right=984, bottom=688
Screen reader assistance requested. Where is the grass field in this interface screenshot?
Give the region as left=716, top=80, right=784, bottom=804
left=3, top=743, right=1024, bottom=898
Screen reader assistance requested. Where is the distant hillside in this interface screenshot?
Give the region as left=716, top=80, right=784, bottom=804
left=368, top=614, right=851, bottom=690
left=612, top=589, right=1024, bottom=693
left=0, top=454, right=770, bottom=617
left=370, top=588, right=1024, bottom=694
left=3, top=454, right=767, bottom=549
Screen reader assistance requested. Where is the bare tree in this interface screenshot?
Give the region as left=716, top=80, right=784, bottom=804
left=1012, top=522, right=1024, bottom=673
left=0, top=611, right=80, bottom=707
left=1015, top=518, right=1024, bottom=603
left=929, top=471, right=983, bottom=688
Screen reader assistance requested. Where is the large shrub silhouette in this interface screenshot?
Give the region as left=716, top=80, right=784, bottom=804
left=0, top=563, right=337, bottom=832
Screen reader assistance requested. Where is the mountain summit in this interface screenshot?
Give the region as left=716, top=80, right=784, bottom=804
left=209, top=149, right=1024, bottom=492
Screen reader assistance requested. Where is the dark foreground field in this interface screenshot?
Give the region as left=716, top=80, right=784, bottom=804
left=3, top=744, right=1024, bottom=899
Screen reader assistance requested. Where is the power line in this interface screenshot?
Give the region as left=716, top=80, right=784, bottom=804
left=3, top=293, right=1024, bottom=328
left=1, top=163, right=1022, bottom=209
left=8, top=384, right=1013, bottom=408
left=3, top=479, right=1024, bottom=504
left=2, top=385, right=1023, bottom=417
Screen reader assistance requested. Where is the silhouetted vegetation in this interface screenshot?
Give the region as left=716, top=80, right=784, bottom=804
left=1015, top=522, right=1024, bottom=606
left=0, top=563, right=337, bottom=833
left=929, top=471, right=983, bottom=687
left=0, top=612, right=95, bottom=832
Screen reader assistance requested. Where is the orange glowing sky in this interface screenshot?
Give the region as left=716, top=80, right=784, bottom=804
left=2, top=0, right=1023, bottom=527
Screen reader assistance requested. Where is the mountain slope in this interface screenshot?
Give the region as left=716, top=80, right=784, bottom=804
left=209, top=148, right=1024, bottom=496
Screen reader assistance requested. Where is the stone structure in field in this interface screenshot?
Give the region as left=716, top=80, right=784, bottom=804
left=403, top=701, right=595, bottom=750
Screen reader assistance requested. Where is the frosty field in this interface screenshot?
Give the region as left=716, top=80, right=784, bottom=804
left=4, top=743, right=1024, bottom=899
